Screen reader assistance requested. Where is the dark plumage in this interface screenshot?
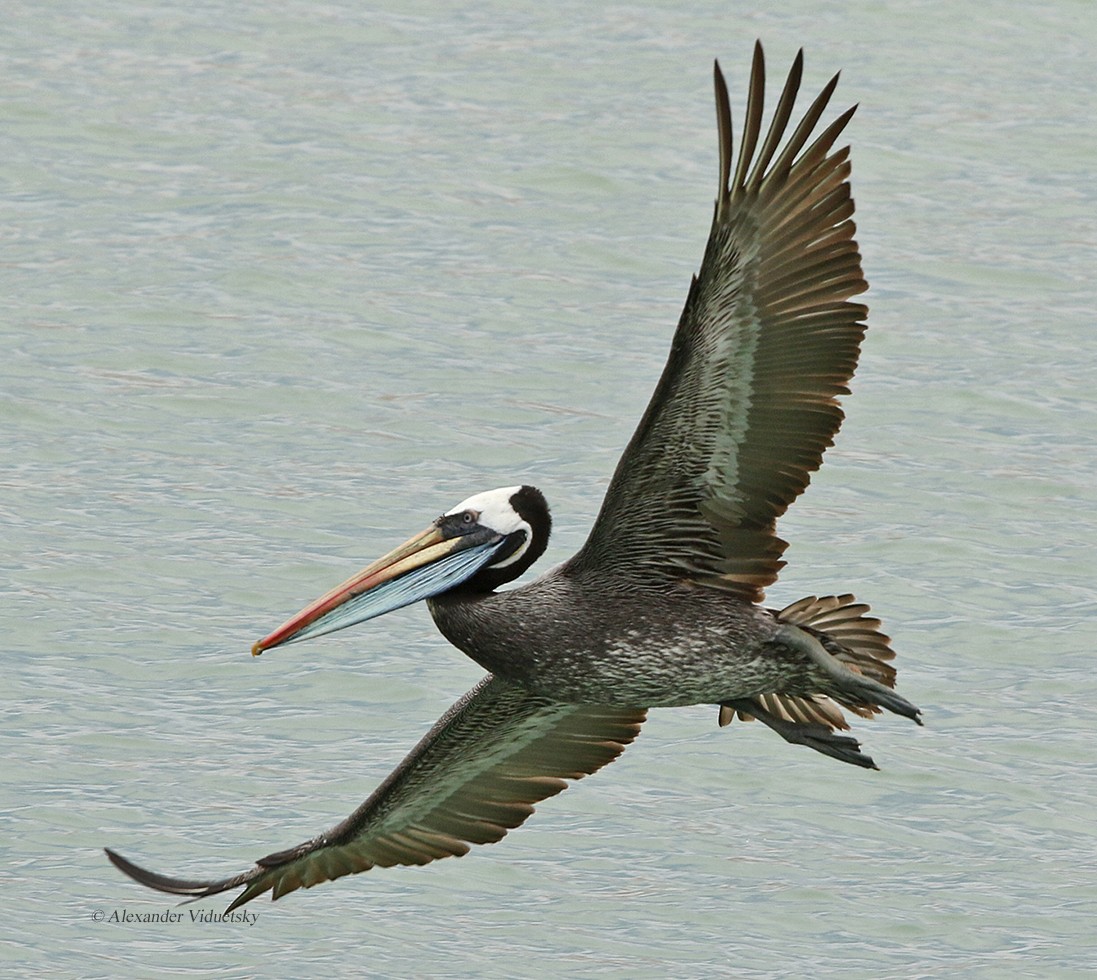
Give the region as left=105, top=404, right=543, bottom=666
left=107, top=41, right=921, bottom=913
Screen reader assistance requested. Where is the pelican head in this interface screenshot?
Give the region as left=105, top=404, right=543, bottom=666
left=252, top=485, right=550, bottom=654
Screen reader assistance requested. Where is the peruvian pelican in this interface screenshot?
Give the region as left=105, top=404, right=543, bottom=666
left=107, top=42, right=921, bottom=912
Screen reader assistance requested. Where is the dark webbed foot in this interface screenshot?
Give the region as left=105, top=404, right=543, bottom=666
left=721, top=698, right=879, bottom=769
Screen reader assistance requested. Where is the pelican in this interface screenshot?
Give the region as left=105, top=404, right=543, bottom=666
left=107, top=42, right=921, bottom=912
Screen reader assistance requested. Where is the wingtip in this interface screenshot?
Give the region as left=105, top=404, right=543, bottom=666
left=104, top=846, right=143, bottom=880
left=836, top=101, right=859, bottom=127
left=713, top=58, right=733, bottom=211
left=105, top=844, right=252, bottom=907
left=752, top=39, right=765, bottom=76
left=104, top=846, right=191, bottom=896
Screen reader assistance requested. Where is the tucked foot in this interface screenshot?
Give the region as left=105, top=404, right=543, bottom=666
left=721, top=698, right=878, bottom=769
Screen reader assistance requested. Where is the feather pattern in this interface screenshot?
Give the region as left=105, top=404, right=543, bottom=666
left=106, top=44, right=923, bottom=915
left=107, top=676, right=645, bottom=911
left=722, top=593, right=898, bottom=730
left=568, top=42, right=867, bottom=602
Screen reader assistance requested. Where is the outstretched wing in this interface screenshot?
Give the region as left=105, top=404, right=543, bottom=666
left=568, top=42, right=867, bottom=602
left=106, top=676, right=645, bottom=912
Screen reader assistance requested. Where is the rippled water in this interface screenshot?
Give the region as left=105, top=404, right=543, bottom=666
left=5, top=3, right=1096, bottom=977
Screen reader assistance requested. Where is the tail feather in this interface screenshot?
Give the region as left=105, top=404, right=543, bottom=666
left=778, top=593, right=896, bottom=684
left=719, top=594, right=920, bottom=767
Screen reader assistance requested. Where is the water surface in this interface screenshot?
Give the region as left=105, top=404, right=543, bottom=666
left=4, top=2, right=1096, bottom=977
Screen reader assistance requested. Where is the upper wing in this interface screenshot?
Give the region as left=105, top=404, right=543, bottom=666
left=567, top=42, right=867, bottom=602
left=106, top=676, right=646, bottom=912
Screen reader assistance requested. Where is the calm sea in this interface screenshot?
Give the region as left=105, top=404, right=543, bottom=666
left=4, top=2, right=1095, bottom=976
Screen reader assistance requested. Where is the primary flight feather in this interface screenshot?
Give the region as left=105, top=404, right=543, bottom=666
left=107, top=41, right=920, bottom=912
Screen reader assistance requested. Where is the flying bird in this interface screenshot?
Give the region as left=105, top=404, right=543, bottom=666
left=107, top=42, right=921, bottom=912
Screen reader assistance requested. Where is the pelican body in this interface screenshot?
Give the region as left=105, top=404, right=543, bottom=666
left=107, top=43, right=921, bottom=912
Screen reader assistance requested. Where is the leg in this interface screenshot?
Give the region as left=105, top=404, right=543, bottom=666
left=721, top=697, right=879, bottom=769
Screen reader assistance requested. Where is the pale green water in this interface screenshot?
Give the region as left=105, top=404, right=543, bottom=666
left=4, top=2, right=1096, bottom=977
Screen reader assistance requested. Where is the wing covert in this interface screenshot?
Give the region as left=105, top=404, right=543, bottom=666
left=568, top=42, right=868, bottom=602
left=107, top=676, right=646, bottom=911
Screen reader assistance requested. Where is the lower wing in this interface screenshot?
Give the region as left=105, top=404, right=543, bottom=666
left=106, top=676, right=646, bottom=912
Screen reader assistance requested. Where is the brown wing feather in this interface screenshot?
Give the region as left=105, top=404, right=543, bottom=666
left=568, top=42, right=867, bottom=602
left=106, top=676, right=645, bottom=911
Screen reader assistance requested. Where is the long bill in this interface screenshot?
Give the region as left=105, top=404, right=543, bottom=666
left=251, top=525, right=506, bottom=655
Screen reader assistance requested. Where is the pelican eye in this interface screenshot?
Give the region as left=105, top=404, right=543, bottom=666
left=437, top=509, right=484, bottom=538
